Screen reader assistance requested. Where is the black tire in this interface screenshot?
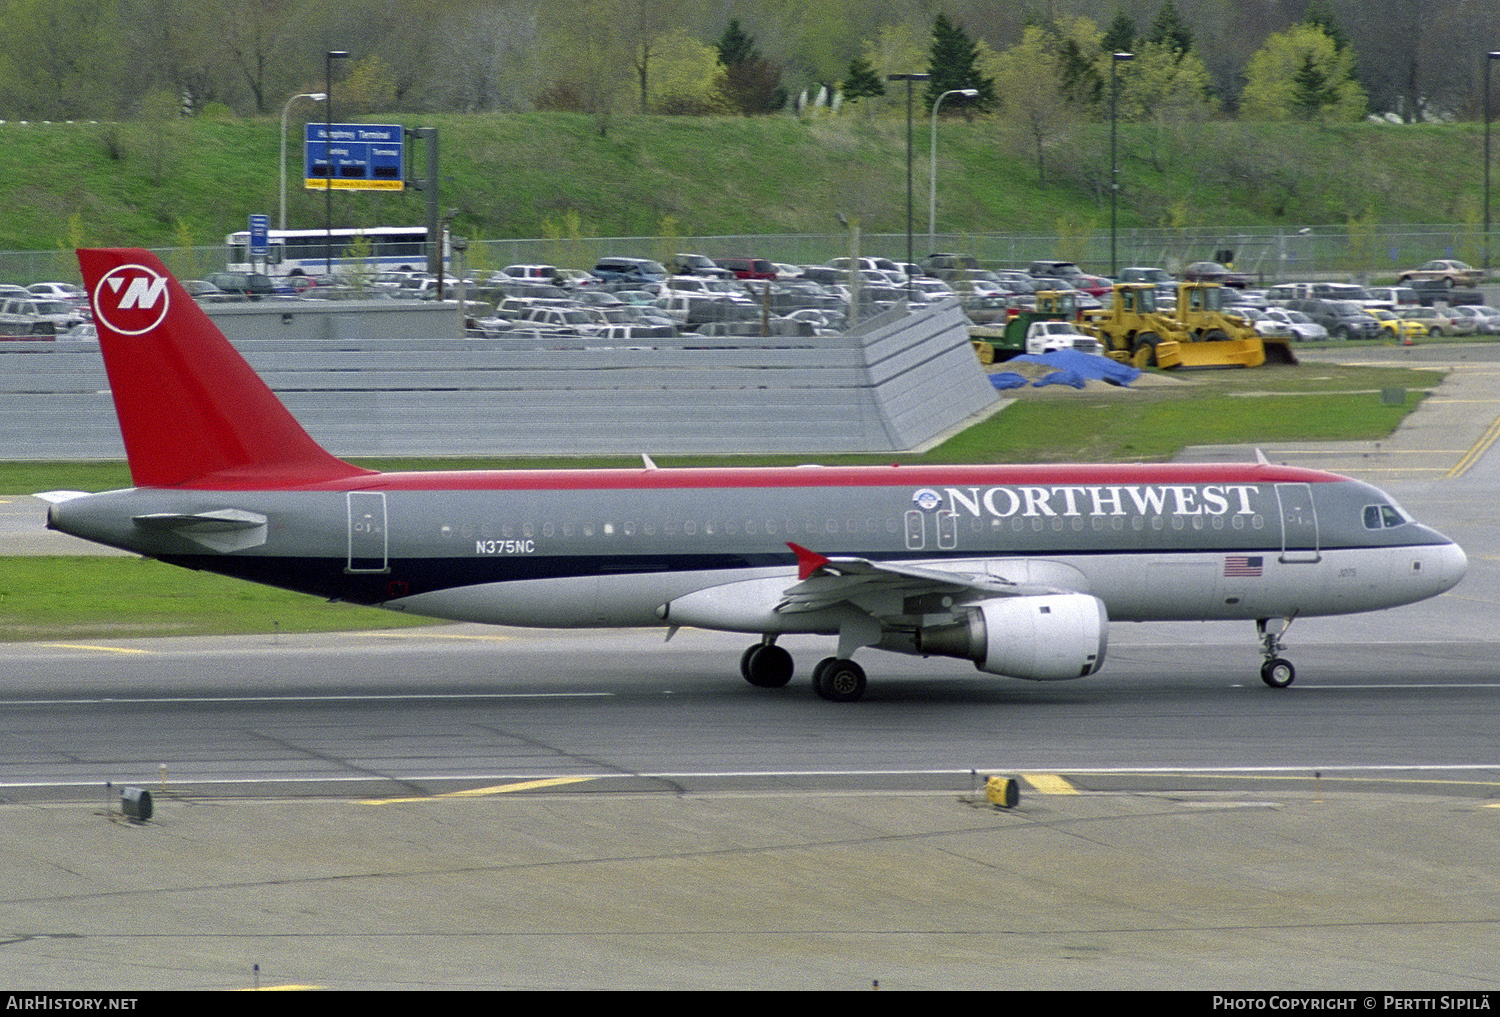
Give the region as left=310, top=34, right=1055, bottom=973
left=743, top=644, right=794, bottom=688
left=1132, top=331, right=1161, bottom=368
left=813, top=657, right=867, bottom=702
left=1261, top=658, right=1295, bottom=688
left=1203, top=328, right=1230, bottom=343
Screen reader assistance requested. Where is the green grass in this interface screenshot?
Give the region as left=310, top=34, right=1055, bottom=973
left=0, top=557, right=439, bottom=642
left=0, top=113, right=1492, bottom=261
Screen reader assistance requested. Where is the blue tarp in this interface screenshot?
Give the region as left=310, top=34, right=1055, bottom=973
left=988, top=372, right=1029, bottom=390
left=1007, top=350, right=1142, bottom=388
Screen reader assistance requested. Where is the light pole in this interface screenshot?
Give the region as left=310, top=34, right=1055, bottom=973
left=1486, top=52, right=1500, bottom=270
left=324, top=50, right=350, bottom=276
left=1109, top=51, right=1134, bottom=277
left=279, top=92, right=325, bottom=230
left=888, top=72, right=930, bottom=302
left=929, top=88, right=978, bottom=254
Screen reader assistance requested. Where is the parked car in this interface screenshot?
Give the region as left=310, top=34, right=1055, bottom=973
left=1258, top=307, right=1329, bottom=341
left=205, top=270, right=275, bottom=299
left=1363, top=286, right=1420, bottom=310
left=715, top=256, right=777, bottom=280
left=1401, top=306, right=1473, bottom=337
left=591, top=257, right=668, bottom=287
left=1367, top=308, right=1428, bottom=341
left=669, top=253, right=736, bottom=278
left=1397, top=259, right=1484, bottom=289
left=1445, top=305, right=1500, bottom=334
left=1181, top=261, right=1253, bottom=288
left=1285, top=298, right=1382, bottom=340
left=0, top=297, right=86, bottom=333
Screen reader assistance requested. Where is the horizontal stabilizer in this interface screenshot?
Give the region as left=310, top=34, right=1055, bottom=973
left=132, top=508, right=269, bottom=552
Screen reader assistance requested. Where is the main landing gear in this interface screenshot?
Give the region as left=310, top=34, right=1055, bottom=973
left=1256, top=616, right=1297, bottom=688
left=739, top=639, right=868, bottom=702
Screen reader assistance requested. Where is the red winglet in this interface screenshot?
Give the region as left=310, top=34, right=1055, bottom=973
left=77, top=248, right=374, bottom=489
left=788, top=542, right=830, bottom=581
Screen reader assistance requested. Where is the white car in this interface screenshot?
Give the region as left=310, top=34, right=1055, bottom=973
left=1025, top=320, right=1103, bottom=355
left=1259, top=308, right=1329, bottom=341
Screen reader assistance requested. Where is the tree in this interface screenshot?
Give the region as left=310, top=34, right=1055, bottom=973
left=992, top=25, right=1070, bottom=185
left=1145, top=2, right=1193, bottom=58
left=924, top=13, right=995, bottom=112
left=1241, top=24, right=1366, bottom=121
left=715, top=19, right=758, bottom=68
left=1101, top=10, right=1135, bottom=55
left=713, top=18, right=785, bottom=114
left=841, top=54, right=884, bottom=102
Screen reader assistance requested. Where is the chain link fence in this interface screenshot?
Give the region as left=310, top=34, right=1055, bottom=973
left=2, top=226, right=1491, bottom=288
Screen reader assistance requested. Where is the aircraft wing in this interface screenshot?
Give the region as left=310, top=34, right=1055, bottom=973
left=776, top=542, right=1048, bottom=616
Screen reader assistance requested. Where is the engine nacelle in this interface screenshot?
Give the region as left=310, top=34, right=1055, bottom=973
left=882, top=593, right=1108, bottom=681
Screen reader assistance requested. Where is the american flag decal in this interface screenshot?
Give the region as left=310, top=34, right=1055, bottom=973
left=1224, top=555, right=1264, bottom=577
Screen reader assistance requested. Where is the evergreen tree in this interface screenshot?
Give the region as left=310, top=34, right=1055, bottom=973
left=1146, top=2, right=1193, bottom=58
left=715, top=19, right=759, bottom=67
left=924, top=13, right=996, bottom=112
left=713, top=19, right=786, bottom=114
left=1102, top=11, right=1136, bottom=55
left=842, top=55, right=885, bottom=102
left=1057, top=38, right=1103, bottom=106
left=1290, top=53, right=1340, bottom=117
left=1302, top=0, right=1350, bottom=53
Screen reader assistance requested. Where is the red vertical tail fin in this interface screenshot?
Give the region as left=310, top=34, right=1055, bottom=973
left=78, top=248, right=373, bottom=489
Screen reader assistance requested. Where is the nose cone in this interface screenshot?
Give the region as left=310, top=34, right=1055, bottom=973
left=1428, top=539, right=1467, bottom=596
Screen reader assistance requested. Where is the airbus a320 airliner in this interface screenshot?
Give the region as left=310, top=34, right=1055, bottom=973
left=40, top=249, right=1466, bottom=701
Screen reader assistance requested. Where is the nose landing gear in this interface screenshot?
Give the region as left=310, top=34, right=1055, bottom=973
left=1257, top=615, right=1298, bottom=688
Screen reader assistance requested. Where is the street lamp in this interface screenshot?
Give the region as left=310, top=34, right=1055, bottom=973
left=929, top=88, right=978, bottom=254
left=1110, top=51, right=1134, bottom=277
left=888, top=73, right=930, bottom=302
left=324, top=49, right=350, bottom=276
left=279, top=92, right=326, bottom=230
left=1485, top=52, right=1500, bottom=270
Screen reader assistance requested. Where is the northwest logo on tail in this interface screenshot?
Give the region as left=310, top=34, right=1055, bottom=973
left=92, top=264, right=169, bottom=336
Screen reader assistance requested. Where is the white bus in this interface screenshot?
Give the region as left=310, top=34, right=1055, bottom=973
left=225, top=226, right=443, bottom=277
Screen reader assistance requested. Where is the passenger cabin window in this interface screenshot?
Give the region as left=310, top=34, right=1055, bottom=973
left=1363, top=504, right=1405, bottom=529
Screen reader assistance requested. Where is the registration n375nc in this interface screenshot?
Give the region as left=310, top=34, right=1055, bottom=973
left=40, top=249, right=1467, bottom=701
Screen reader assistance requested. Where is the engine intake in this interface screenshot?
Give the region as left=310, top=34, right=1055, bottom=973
left=880, top=593, right=1108, bottom=681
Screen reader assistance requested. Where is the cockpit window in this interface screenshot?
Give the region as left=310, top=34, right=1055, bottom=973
left=1363, top=504, right=1407, bottom=529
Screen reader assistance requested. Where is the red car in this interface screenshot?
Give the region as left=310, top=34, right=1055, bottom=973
left=714, top=256, right=777, bottom=280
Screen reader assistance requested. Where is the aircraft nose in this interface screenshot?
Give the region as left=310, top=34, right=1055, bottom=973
left=1426, top=540, right=1467, bottom=595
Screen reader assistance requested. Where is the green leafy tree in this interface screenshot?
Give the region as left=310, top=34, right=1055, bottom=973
left=842, top=54, right=884, bottom=102
left=1241, top=24, right=1365, bottom=121
left=924, top=13, right=995, bottom=112
left=992, top=25, right=1070, bottom=184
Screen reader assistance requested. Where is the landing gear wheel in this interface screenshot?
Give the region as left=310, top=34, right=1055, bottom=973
left=741, top=643, right=793, bottom=688
left=812, top=657, right=867, bottom=702
left=1261, top=658, right=1295, bottom=688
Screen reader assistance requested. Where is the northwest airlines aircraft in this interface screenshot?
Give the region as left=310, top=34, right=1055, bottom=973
left=40, top=249, right=1467, bottom=702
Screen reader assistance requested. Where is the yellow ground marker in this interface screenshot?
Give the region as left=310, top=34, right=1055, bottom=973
left=361, top=775, right=594, bottom=804
left=1020, top=772, right=1079, bottom=795
left=1448, top=413, right=1500, bottom=478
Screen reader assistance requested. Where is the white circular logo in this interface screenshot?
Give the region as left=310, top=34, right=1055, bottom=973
left=92, top=264, right=171, bottom=336
left=912, top=488, right=943, bottom=511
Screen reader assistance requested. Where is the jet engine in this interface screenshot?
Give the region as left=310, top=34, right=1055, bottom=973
left=879, top=593, right=1108, bottom=681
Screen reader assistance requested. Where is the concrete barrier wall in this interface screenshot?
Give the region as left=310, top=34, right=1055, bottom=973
left=0, top=300, right=997, bottom=461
